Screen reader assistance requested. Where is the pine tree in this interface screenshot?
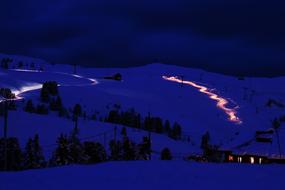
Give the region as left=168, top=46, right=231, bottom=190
left=73, top=104, right=82, bottom=117
left=52, top=134, right=69, bottom=166
left=109, top=140, right=122, bottom=161
left=135, top=113, right=141, bottom=129
left=122, top=137, right=136, bottom=160
left=23, top=138, right=34, bottom=169
left=107, top=110, right=120, bottom=123
left=161, top=148, right=172, bottom=160
left=153, top=117, right=163, bottom=134
left=0, top=138, right=23, bottom=171
left=40, top=81, right=59, bottom=102
left=23, top=134, right=45, bottom=169
left=83, top=141, right=107, bottom=163
left=143, top=116, right=152, bottom=131
left=18, top=61, right=23, bottom=68
left=68, top=128, right=84, bottom=164
left=137, top=138, right=149, bottom=160
left=201, top=131, right=210, bottom=149
left=139, top=136, right=151, bottom=160
left=40, top=87, right=49, bottom=102
left=164, top=120, right=171, bottom=135
left=33, top=134, right=45, bottom=168
left=24, top=99, right=35, bottom=113
left=50, top=96, right=62, bottom=111
left=170, top=122, right=182, bottom=140
left=121, top=127, right=127, bottom=137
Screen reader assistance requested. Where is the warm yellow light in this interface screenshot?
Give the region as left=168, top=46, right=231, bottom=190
left=228, top=155, right=234, bottom=161
left=238, top=157, right=242, bottom=163
left=162, top=76, right=242, bottom=124
left=250, top=157, right=255, bottom=164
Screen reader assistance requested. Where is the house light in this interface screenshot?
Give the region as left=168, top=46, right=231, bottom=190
left=250, top=157, right=255, bottom=164
left=228, top=155, right=234, bottom=161
left=238, top=157, right=242, bottom=163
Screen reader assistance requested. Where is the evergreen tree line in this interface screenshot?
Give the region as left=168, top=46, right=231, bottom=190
left=24, top=100, right=49, bottom=115
left=24, top=81, right=69, bottom=117
left=24, top=98, right=81, bottom=119
left=200, top=131, right=223, bottom=162
left=0, top=128, right=175, bottom=171
left=0, top=88, right=16, bottom=99
left=0, top=57, right=38, bottom=70
left=40, top=81, right=59, bottom=102
left=1, top=58, right=13, bottom=69
left=106, top=109, right=182, bottom=140
left=0, top=101, right=17, bottom=116
left=0, top=135, right=45, bottom=171
left=50, top=128, right=152, bottom=166
left=24, top=96, right=66, bottom=116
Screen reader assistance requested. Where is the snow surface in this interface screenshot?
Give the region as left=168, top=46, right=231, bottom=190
left=4, top=111, right=197, bottom=159
left=1, top=53, right=285, bottom=156
left=1, top=53, right=285, bottom=189
left=1, top=161, right=285, bottom=190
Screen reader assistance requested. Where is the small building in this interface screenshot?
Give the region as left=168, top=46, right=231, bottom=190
left=219, top=128, right=285, bottom=164
left=103, top=73, right=122, bottom=81
left=221, top=151, right=269, bottom=164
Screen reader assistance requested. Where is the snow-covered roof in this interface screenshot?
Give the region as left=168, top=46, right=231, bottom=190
left=229, top=127, right=285, bottom=159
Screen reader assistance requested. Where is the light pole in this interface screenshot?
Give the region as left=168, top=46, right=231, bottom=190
left=2, top=101, right=8, bottom=171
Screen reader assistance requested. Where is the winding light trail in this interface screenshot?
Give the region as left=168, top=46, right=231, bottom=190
left=12, top=83, right=43, bottom=100
left=162, top=76, right=242, bottom=124
left=0, top=69, right=98, bottom=103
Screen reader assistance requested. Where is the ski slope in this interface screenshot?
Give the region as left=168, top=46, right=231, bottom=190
left=1, top=161, right=285, bottom=190
left=1, top=53, right=285, bottom=190
left=163, top=75, right=241, bottom=124
left=0, top=53, right=285, bottom=158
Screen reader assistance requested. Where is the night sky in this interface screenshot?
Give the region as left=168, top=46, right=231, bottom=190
left=0, top=0, right=284, bottom=76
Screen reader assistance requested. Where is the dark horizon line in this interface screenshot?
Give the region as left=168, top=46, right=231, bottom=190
left=1, top=52, right=283, bottom=78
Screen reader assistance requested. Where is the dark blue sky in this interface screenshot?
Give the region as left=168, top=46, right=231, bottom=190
left=0, top=0, right=284, bottom=76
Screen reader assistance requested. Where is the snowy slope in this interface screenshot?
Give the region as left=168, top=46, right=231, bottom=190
left=1, top=111, right=198, bottom=159
left=1, top=161, right=285, bottom=190
left=1, top=53, right=285, bottom=157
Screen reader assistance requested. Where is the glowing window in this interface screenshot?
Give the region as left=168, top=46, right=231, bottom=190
left=259, top=158, right=262, bottom=164
left=228, top=155, right=234, bottom=161
left=250, top=157, right=255, bottom=164
left=238, top=157, right=242, bottom=163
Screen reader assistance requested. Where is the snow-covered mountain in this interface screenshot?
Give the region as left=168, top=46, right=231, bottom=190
left=1, top=53, right=285, bottom=189
left=1, top=54, right=284, bottom=148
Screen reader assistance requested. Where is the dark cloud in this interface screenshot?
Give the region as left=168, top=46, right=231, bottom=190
left=0, top=0, right=284, bottom=76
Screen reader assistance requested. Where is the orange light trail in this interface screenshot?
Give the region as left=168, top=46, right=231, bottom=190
left=162, top=76, right=242, bottom=124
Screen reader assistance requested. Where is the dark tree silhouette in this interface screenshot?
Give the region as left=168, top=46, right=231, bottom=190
left=51, top=134, right=69, bottom=166
left=201, top=131, right=210, bottom=149
left=23, top=134, right=45, bottom=169
left=24, top=99, right=35, bottom=113
left=68, top=128, right=84, bottom=163
left=109, top=140, right=123, bottom=161
left=121, top=127, right=127, bottom=137
left=122, top=137, right=136, bottom=160
left=83, top=141, right=107, bottom=163
left=161, top=148, right=172, bottom=160
left=0, top=138, right=23, bottom=171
